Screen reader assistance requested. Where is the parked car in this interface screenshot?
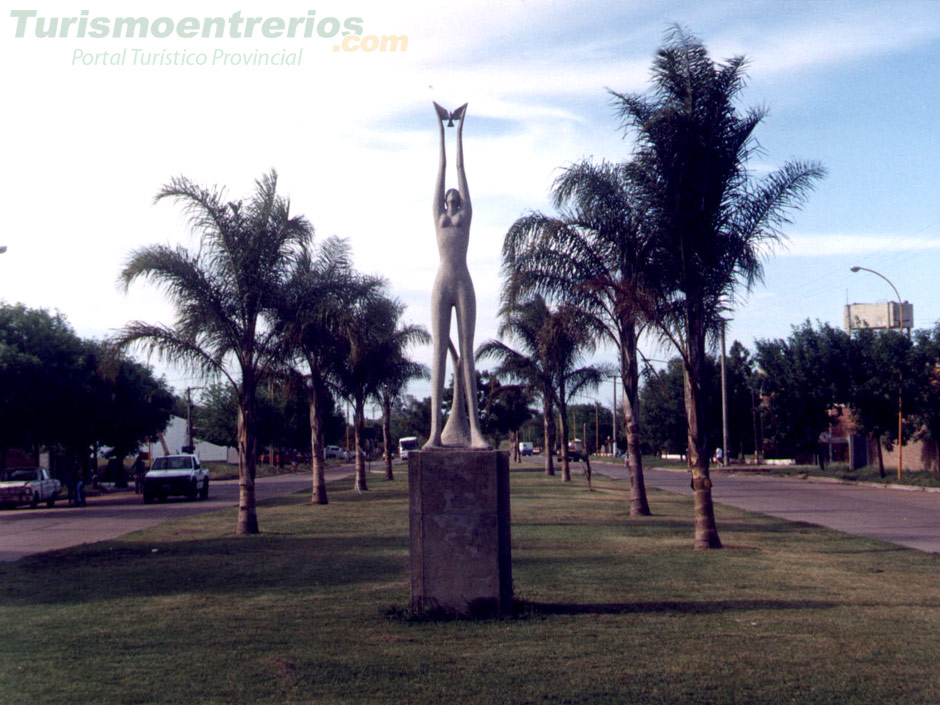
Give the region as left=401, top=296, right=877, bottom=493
left=519, top=442, right=534, bottom=456
left=0, top=467, right=61, bottom=509
left=556, top=439, right=587, bottom=462
left=142, top=454, right=208, bottom=503
left=324, top=445, right=343, bottom=459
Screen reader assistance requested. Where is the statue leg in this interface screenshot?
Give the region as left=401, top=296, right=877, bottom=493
left=424, top=281, right=451, bottom=449
left=455, top=279, right=489, bottom=449
left=441, top=340, right=471, bottom=446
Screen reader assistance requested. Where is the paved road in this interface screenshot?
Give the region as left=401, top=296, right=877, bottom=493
left=10, top=459, right=940, bottom=560
left=0, top=467, right=355, bottom=562
left=594, top=460, right=940, bottom=553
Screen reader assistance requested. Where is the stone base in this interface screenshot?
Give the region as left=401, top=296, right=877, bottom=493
left=408, top=450, right=512, bottom=616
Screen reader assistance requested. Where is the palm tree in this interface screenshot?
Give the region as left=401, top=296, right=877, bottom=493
left=117, top=170, right=311, bottom=534
left=271, top=236, right=374, bottom=504
left=612, top=27, right=825, bottom=548
left=502, top=159, right=655, bottom=515
left=478, top=297, right=556, bottom=476
left=334, top=291, right=426, bottom=491
left=478, top=295, right=602, bottom=481
left=377, top=347, right=429, bottom=481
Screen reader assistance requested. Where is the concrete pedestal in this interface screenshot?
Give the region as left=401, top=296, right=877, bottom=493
left=408, top=450, right=512, bottom=616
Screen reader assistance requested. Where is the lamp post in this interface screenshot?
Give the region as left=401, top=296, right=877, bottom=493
left=850, top=265, right=905, bottom=480
left=720, top=319, right=729, bottom=467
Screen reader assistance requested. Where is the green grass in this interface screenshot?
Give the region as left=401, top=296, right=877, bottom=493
left=204, top=461, right=344, bottom=481
left=4, top=472, right=940, bottom=704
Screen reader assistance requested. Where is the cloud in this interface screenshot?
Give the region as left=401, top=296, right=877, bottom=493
left=779, top=232, right=940, bottom=258
left=708, top=1, right=940, bottom=77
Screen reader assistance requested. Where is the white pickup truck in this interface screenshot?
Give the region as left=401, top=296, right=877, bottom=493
left=142, top=454, right=209, bottom=503
left=0, top=467, right=62, bottom=509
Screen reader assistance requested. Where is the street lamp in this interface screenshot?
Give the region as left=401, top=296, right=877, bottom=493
left=850, top=265, right=905, bottom=480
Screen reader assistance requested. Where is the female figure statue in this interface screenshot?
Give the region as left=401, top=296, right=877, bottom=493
left=424, top=102, right=489, bottom=450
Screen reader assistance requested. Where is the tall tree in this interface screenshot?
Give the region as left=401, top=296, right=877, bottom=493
left=755, top=321, right=852, bottom=463
left=912, top=325, right=940, bottom=480
left=334, top=291, right=425, bottom=491
left=849, top=327, right=917, bottom=477
left=613, top=28, right=825, bottom=548
left=272, top=237, right=377, bottom=504
left=478, top=295, right=601, bottom=481
left=92, top=346, right=176, bottom=461
left=725, top=341, right=760, bottom=460
left=640, top=356, right=724, bottom=459
left=503, top=160, right=655, bottom=514
left=478, top=296, right=557, bottom=477
left=391, top=395, right=432, bottom=445
left=478, top=375, right=533, bottom=458
left=376, top=331, right=429, bottom=481
left=0, top=304, right=89, bottom=464
left=117, top=171, right=310, bottom=534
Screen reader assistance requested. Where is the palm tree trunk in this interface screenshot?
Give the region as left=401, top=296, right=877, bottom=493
left=309, top=388, right=328, bottom=505
left=542, top=398, right=555, bottom=476
left=685, top=315, right=721, bottom=549
left=621, top=328, right=651, bottom=516
left=382, top=395, right=394, bottom=480
left=559, top=397, right=571, bottom=482
left=935, top=439, right=940, bottom=483
left=236, top=383, right=260, bottom=535
left=876, top=435, right=885, bottom=479
left=354, top=396, right=368, bottom=491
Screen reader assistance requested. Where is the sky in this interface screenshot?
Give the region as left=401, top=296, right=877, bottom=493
left=4, top=0, right=940, bottom=410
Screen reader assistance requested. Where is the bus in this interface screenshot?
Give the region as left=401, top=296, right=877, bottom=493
left=398, top=436, right=419, bottom=461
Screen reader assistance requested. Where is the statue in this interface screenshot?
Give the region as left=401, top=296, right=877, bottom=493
left=424, top=102, right=489, bottom=450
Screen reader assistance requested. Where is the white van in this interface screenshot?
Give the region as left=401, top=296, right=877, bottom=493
left=399, top=436, right=418, bottom=460
left=519, top=442, right=534, bottom=456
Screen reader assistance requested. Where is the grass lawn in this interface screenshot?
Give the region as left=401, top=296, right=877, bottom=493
left=204, top=461, right=328, bottom=481
left=4, top=471, right=940, bottom=704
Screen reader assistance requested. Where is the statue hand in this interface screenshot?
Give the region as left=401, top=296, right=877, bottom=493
left=433, top=102, right=450, bottom=123
left=454, top=103, right=468, bottom=132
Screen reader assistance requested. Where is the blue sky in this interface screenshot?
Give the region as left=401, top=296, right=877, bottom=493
left=3, top=0, right=940, bottom=406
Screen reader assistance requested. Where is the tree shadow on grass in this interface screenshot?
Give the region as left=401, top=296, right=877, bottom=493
left=3, top=533, right=410, bottom=607
left=514, top=598, right=838, bottom=617
left=388, top=597, right=838, bottom=623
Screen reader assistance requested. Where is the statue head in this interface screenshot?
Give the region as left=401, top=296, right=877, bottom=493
left=445, top=188, right=462, bottom=214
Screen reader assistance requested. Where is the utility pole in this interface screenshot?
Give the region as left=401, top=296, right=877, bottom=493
left=594, top=401, right=599, bottom=455
left=611, top=376, right=617, bottom=453
left=721, top=322, right=729, bottom=466
left=185, top=386, right=204, bottom=453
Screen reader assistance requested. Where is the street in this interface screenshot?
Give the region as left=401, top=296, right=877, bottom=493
left=7, top=459, right=940, bottom=562
left=594, top=460, right=940, bottom=553
left=0, top=467, right=354, bottom=562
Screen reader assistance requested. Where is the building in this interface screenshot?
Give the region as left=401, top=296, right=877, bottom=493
left=147, top=416, right=237, bottom=464
left=843, top=301, right=913, bottom=333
